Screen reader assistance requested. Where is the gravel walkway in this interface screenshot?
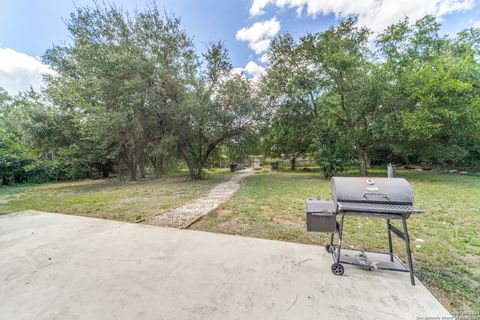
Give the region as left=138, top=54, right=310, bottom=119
left=144, top=169, right=253, bottom=228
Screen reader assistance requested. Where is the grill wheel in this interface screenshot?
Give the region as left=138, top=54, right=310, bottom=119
left=331, top=263, right=344, bottom=276
left=325, top=244, right=333, bottom=253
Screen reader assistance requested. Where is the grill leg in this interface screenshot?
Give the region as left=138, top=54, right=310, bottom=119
left=401, top=215, right=415, bottom=285
left=386, top=219, right=394, bottom=262
left=335, top=212, right=346, bottom=263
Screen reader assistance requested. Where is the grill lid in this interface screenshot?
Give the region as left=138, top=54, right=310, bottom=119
left=331, top=177, right=414, bottom=205
left=306, top=199, right=335, bottom=215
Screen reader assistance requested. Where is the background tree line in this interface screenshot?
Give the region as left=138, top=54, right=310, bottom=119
left=262, top=16, right=480, bottom=177
left=1, top=3, right=479, bottom=185
left=1, top=4, right=262, bottom=184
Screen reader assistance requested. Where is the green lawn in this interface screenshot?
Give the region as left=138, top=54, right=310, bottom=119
left=0, top=169, right=231, bottom=222
left=192, top=169, right=480, bottom=314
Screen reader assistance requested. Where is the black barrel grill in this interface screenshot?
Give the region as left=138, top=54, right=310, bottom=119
left=306, top=176, right=422, bottom=285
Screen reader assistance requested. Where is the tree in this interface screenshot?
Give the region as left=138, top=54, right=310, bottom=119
left=263, top=21, right=389, bottom=176
left=312, top=95, right=355, bottom=179
left=377, top=16, right=480, bottom=166
left=263, top=33, right=322, bottom=116
left=223, top=134, right=259, bottom=165
left=43, top=4, right=260, bottom=181
left=302, top=19, right=385, bottom=176
left=0, top=88, right=21, bottom=185
left=44, top=4, right=196, bottom=180
left=263, top=100, right=314, bottom=170
left=175, top=43, right=261, bottom=179
left=261, top=33, right=319, bottom=170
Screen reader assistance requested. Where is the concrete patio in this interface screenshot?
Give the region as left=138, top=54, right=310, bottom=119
left=0, top=211, right=450, bottom=320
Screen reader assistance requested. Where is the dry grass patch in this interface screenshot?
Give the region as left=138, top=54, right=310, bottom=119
left=0, top=170, right=232, bottom=222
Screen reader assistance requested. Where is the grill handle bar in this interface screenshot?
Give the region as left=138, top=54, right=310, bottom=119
left=362, top=192, right=389, bottom=199
left=310, top=211, right=334, bottom=217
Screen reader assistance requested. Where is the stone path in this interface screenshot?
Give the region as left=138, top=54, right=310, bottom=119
left=144, top=169, right=253, bottom=228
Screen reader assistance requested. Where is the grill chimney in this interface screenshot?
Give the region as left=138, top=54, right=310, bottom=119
left=387, top=164, right=396, bottom=178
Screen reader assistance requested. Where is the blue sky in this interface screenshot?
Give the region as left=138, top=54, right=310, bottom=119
left=1, top=0, right=479, bottom=94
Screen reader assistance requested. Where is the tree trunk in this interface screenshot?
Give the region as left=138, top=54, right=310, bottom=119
left=195, top=166, right=203, bottom=179
left=187, top=162, right=201, bottom=179
left=139, top=153, right=146, bottom=179
left=153, top=155, right=164, bottom=178
left=190, top=159, right=204, bottom=180
left=290, top=158, right=296, bottom=171
left=357, top=149, right=368, bottom=176
left=101, top=165, right=110, bottom=178
left=180, top=141, right=219, bottom=180
left=184, top=156, right=197, bottom=179
left=128, top=156, right=137, bottom=181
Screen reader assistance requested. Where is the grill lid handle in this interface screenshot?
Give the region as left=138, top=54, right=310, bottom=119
left=363, top=192, right=389, bottom=199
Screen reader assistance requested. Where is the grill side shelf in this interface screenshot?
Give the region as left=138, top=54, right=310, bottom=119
left=337, top=202, right=423, bottom=214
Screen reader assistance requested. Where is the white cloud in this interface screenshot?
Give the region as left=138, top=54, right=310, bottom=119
left=231, top=67, right=245, bottom=76
left=244, top=61, right=265, bottom=76
left=232, top=61, right=265, bottom=80
left=260, top=53, right=270, bottom=64
left=249, top=0, right=475, bottom=33
left=473, top=20, right=480, bottom=28
left=236, top=17, right=281, bottom=54
left=250, top=0, right=272, bottom=16
left=0, top=48, right=54, bottom=95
